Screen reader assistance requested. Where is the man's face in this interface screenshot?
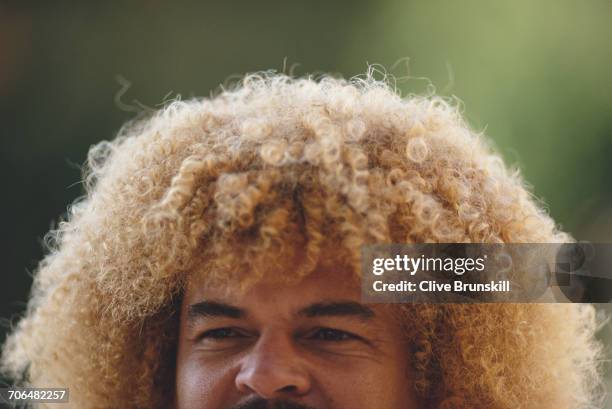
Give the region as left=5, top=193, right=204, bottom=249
left=175, top=269, right=418, bottom=409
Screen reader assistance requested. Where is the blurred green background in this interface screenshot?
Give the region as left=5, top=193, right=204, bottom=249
left=1, top=0, right=611, bottom=404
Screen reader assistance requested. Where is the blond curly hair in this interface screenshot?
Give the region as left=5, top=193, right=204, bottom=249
left=1, top=71, right=603, bottom=408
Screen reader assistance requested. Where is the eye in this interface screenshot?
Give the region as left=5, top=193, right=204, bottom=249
left=198, top=327, right=246, bottom=341
left=307, top=327, right=359, bottom=342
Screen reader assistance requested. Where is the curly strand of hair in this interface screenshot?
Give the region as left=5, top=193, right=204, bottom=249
left=185, top=185, right=214, bottom=248
left=159, top=153, right=231, bottom=213
left=294, top=186, right=325, bottom=278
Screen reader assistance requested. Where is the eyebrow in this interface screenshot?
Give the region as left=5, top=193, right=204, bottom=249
left=186, top=300, right=376, bottom=323
left=298, top=301, right=375, bottom=320
left=187, top=301, right=246, bottom=321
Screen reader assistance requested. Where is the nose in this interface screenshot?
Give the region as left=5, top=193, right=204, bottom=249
left=235, top=330, right=311, bottom=399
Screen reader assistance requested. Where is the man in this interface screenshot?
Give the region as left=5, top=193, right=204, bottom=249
left=1, top=72, right=603, bottom=408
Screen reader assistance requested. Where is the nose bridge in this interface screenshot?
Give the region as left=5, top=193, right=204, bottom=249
left=235, top=329, right=310, bottom=398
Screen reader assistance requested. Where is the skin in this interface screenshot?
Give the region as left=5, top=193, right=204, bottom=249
left=175, top=269, right=419, bottom=409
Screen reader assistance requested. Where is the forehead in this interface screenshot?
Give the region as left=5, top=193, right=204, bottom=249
left=185, top=270, right=360, bottom=300
left=184, top=268, right=360, bottom=308
left=180, top=268, right=404, bottom=338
